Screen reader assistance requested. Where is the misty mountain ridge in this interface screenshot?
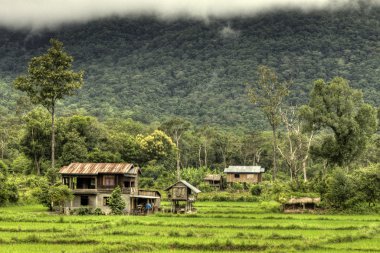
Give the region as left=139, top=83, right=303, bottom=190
left=0, top=7, right=379, bottom=130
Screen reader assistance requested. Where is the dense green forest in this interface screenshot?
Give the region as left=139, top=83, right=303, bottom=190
left=0, top=6, right=379, bottom=129
left=0, top=6, right=379, bottom=211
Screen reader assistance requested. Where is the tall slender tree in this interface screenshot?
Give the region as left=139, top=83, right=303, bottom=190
left=248, top=66, right=290, bottom=180
left=14, top=39, right=84, bottom=169
left=160, top=118, right=191, bottom=180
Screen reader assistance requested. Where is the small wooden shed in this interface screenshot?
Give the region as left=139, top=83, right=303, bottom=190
left=204, top=174, right=223, bottom=189
left=165, top=180, right=201, bottom=213
left=224, top=165, right=265, bottom=184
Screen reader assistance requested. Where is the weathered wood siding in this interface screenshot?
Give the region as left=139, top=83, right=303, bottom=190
left=226, top=173, right=262, bottom=184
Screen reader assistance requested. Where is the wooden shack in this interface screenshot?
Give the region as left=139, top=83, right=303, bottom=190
left=224, top=165, right=265, bottom=184
left=204, top=174, right=223, bottom=189
left=165, top=180, right=201, bottom=213
left=283, top=197, right=321, bottom=213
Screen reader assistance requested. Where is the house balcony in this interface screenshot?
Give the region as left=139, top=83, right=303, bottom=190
left=71, top=187, right=138, bottom=195
left=72, top=189, right=98, bottom=195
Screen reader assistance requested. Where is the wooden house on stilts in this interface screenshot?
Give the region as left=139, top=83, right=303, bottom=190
left=165, top=180, right=201, bottom=213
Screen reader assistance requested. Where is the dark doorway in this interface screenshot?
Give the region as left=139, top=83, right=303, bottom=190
left=80, top=196, right=89, bottom=206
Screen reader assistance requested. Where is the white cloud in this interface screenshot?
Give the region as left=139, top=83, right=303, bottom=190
left=0, top=0, right=378, bottom=30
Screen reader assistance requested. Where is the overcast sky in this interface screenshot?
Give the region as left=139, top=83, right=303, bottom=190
left=0, top=0, right=379, bottom=30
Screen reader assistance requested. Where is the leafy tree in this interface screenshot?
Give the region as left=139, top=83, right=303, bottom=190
left=353, top=165, right=380, bottom=207
left=325, top=169, right=355, bottom=209
left=0, top=160, right=8, bottom=175
left=248, top=66, right=290, bottom=180
left=138, top=130, right=176, bottom=166
left=48, top=184, right=73, bottom=213
left=60, top=131, right=88, bottom=164
left=160, top=117, right=191, bottom=179
left=108, top=186, right=126, bottom=215
left=11, top=154, right=32, bottom=174
left=301, top=77, right=377, bottom=167
left=87, top=148, right=122, bottom=163
left=20, top=108, right=51, bottom=175
left=14, top=39, right=84, bottom=168
left=0, top=172, right=8, bottom=205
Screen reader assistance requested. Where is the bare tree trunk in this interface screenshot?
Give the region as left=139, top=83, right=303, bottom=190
left=34, top=153, right=40, bottom=175
left=221, top=149, right=227, bottom=169
left=272, top=126, right=277, bottom=181
left=204, top=141, right=208, bottom=168
left=51, top=103, right=55, bottom=169
left=0, top=141, right=4, bottom=160
left=176, top=139, right=180, bottom=180
left=198, top=145, right=202, bottom=167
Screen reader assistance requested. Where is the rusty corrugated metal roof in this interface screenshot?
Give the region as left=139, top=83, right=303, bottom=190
left=59, top=163, right=135, bottom=175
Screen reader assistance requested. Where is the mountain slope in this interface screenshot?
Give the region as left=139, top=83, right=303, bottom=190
left=0, top=6, right=379, bottom=129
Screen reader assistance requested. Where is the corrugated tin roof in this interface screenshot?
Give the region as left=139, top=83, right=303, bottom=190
left=165, top=180, right=201, bottom=194
left=224, top=165, right=265, bottom=173
left=59, top=163, right=137, bottom=175
left=204, top=174, right=222, bottom=181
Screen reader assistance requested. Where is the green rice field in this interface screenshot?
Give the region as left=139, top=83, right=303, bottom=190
left=0, top=202, right=379, bottom=253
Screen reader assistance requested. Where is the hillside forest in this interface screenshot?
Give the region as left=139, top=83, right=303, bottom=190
left=0, top=6, right=379, bottom=211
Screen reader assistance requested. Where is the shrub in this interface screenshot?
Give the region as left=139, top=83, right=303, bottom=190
left=250, top=184, right=262, bottom=196
left=94, top=208, right=104, bottom=215
left=259, top=201, right=281, bottom=213
left=325, top=169, right=356, bottom=209
left=76, top=207, right=93, bottom=215
left=109, top=186, right=126, bottom=214
left=352, top=164, right=380, bottom=207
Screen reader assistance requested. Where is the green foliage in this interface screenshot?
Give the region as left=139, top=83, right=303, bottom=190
left=11, top=154, right=32, bottom=174
left=301, top=77, right=378, bottom=167
left=0, top=171, right=19, bottom=205
left=20, top=108, right=51, bottom=175
left=87, top=148, right=122, bottom=163
left=13, top=39, right=84, bottom=109
left=48, top=184, right=73, bottom=212
left=1, top=8, right=379, bottom=129
left=352, top=164, right=380, bottom=207
left=60, top=131, right=88, bottom=164
left=138, top=130, right=176, bottom=167
left=0, top=160, right=8, bottom=175
left=250, top=184, right=262, bottom=196
left=325, top=169, right=356, bottom=209
left=108, top=186, right=126, bottom=215
left=13, top=38, right=84, bottom=168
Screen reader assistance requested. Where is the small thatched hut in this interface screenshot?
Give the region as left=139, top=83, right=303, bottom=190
left=283, top=197, right=321, bottom=212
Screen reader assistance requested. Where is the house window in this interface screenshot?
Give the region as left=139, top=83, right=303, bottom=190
left=63, top=177, right=70, bottom=187
left=103, top=197, right=110, bottom=206
left=103, top=176, right=115, bottom=186
left=80, top=196, right=89, bottom=206
left=234, top=174, right=240, bottom=178
left=124, top=181, right=135, bottom=188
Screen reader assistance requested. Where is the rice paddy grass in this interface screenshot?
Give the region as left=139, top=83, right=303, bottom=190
left=0, top=202, right=378, bottom=253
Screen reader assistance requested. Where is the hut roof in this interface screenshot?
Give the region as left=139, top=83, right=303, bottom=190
left=165, top=180, right=201, bottom=194
left=224, top=166, right=265, bottom=174
left=204, top=174, right=222, bottom=181
left=286, top=197, right=321, bottom=204
left=59, top=163, right=140, bottom=175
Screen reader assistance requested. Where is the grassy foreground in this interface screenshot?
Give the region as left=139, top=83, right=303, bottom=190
left=0, top=202, right=379, bottom=253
